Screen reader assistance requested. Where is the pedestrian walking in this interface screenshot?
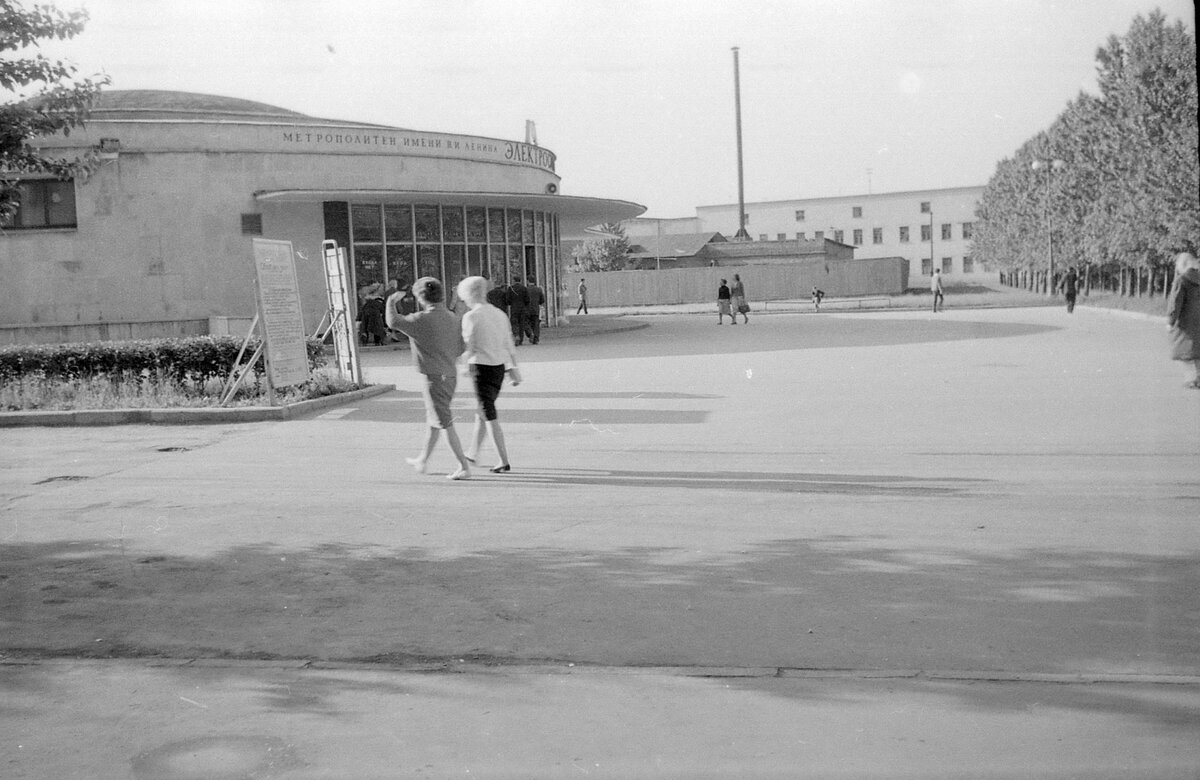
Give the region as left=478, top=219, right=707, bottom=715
left=525, top=276, right=545, bottom=344
left=576, top=277, right=589, bottom=315
left=717, top=279, right=733, bottom=324
left=1058, top=266, right=1080, bottom=313
left=458, top=276, right=521, bottom=473
left=385, top=277, right=473, bottom=481
left=731, top=273, right=749, bottom=324
left=1167, top=251, right=1200, bottom=389
left=505, top=278, right=530, bottom=345
left=931, top=269, right=945, bottom=312
left=811, top=286, right=825, bottom=311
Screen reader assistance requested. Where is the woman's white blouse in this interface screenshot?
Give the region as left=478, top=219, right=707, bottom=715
left=461, top=303, right=518, bottom=368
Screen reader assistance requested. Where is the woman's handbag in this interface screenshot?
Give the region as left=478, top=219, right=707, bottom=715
left=737, top=302, right=750, bottom=314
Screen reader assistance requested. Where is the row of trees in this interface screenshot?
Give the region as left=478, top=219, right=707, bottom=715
left=1, top=0, right=108, bottom=222
left=974, top=11, right=1198, bottom=294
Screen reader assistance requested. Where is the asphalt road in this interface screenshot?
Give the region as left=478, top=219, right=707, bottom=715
left=2, top=305, right=1197, bottom=778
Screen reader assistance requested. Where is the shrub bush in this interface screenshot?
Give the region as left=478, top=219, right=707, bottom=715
left=0, top=336, right=327, bottom=382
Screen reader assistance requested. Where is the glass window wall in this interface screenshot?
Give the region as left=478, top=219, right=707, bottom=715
left=345, top=203, right=562, bottom=324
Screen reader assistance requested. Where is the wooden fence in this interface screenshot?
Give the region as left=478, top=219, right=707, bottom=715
left=563, top=256, right=909, bottom=309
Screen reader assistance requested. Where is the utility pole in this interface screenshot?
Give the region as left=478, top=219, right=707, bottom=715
left=732, top=46, right=749, bottom=241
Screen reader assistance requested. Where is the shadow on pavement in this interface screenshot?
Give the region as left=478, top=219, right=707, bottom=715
left=507, top=317, right=1061, bottom=363
left=468, top=467, right=980, bottom=496
left=5, top=536, right=1196, bottom=709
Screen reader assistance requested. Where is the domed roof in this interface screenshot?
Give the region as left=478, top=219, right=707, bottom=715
left=88, top=90, right=396, bottom=128
left=90, top=90, right=313, bottom=121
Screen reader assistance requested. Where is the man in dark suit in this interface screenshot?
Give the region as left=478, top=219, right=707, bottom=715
left=525, top=277, right=545, bottom=345
left=504, top=279, right=530, bottom=345
left=485, top=276, right=508, bottom=314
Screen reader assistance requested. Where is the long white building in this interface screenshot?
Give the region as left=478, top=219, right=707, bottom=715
left=627, top=185, right=988, bottom=288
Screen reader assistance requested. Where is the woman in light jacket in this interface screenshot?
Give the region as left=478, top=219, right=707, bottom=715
left=457, top=276, right=521, bottom=472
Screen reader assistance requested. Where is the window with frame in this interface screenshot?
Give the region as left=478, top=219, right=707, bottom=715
left=941, top=223, right=952, bottom=240
left=962, top=221, right=974, bottom=239
left=758, top=234, right=767, bottom=241
left=921, top=257, right=932, bottom=275
left=941, top=257, right=952, bottom=274
left=1, top=178, right=77, bottom=229
left=852, top=206, right=862, bottom=218
left=920, top=224, right=932, bottom=242
left=776, top=233, right=786, bottom=241
left=814, top=230, right=824, bottom=241
left=919, top=201, right=931, bottom=214
left=872, top=227, right=883, bottom=244
left=794, top=209, right=805, bottom=221
left=833, top=230, right=844, bottom=243
left=853, top=229, right=863, bottom=245
left=796, top=232, right=806, bottom=240
left=963, top=255, right=975, bottom=273
left=899, top=226, right=910, bottom=243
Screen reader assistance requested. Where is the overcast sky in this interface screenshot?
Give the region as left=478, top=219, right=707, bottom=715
left=29, top=0, right=1198, bottom=217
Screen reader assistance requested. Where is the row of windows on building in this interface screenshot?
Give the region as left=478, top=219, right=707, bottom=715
left=791, top=200, right=940, bottom=222
left=758, top=222, right=975, bottom=245
left=924, top=256, right=982, bottom=275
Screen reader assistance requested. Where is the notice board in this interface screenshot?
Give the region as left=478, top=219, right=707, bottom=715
left=321, top=240, right=361, bottom=384
left=251, top=238, right=310, bottom=388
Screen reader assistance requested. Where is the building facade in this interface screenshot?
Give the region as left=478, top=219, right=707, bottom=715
left=627, top=185, right=986, bottom=287
left=0, top=90, right=643, bottom=344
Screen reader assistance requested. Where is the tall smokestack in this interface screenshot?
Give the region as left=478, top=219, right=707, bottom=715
left=732, top=46, right=749, bottom=241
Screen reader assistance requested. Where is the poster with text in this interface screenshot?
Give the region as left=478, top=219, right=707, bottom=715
left=252, top=238, right=310, bottom=388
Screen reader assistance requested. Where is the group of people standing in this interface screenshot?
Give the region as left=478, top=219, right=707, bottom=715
left=484, top=277, right=546, bottom=346
left=385, top=276, right=529, bottom=480
left=717, top=274, right=750, bottom=324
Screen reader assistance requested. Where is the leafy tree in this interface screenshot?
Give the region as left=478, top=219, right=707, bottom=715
left=1, top=0, right=108, bottom=221
left=974, top=10, right=1198, bottom=281
left=571, top=222, right=631, bottom=272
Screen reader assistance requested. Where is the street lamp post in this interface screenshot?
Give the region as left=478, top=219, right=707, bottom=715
left=1030, top=158, right=1065, bottom=294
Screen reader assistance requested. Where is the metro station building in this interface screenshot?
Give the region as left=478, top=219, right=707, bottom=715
left=0, top=90, right=644, bottom=344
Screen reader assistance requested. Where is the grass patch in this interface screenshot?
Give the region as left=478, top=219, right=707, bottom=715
left=0, top=367, right=362, bottom=412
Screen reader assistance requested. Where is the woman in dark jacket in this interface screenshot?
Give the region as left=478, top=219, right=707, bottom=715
left=1167, top=251, right=1200, bottom=389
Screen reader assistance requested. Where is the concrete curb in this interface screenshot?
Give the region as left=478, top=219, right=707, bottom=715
left=0, top=383, right=394, bottom=428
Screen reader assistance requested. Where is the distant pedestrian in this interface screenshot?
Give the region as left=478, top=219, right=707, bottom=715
left=1058, top=266, right=1080, bottom=313
left=458, top=276, right=521, bottom=472
left=1167, top=252, right=1200, bottom=389
left=386, top=277, right=473, bottom=481
left=576, top=278, right=589, bottom=315
left=525, top=276, right=545, bottom=344
left=811, top=286, right=825, bottom=311
left=717, top=278, right=733, bottom=324
left=931, top=269, right=945, bottom=312
left=731, top=273, right=749, bottom=324
left=505, top=278, right=530, bottom=345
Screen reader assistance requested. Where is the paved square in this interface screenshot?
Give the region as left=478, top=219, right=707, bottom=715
left=2, top=306, right=1198, bottom=776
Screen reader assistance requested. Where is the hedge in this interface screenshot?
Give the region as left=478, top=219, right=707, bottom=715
left=0, top=336, right=327, bottom=382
